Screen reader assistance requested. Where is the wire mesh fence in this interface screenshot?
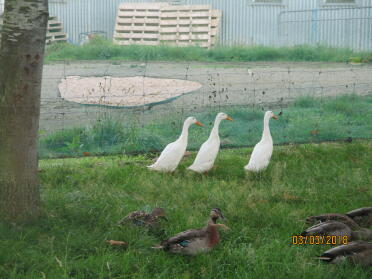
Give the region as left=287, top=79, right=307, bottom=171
left=38, top=60, right=372, bottom=158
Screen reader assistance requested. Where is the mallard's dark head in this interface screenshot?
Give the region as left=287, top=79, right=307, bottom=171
left=210, top=208, right=225, bottom=223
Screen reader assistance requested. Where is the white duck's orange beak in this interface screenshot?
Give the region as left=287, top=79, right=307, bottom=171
left=272, top=114, right=278, bottom=120
left=226, top=116, right=233, bottom=121
left=195, top=121, right=204, bottom=127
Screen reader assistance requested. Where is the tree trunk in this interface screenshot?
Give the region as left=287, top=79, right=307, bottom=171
left=0, top=0, right=48, bottom=223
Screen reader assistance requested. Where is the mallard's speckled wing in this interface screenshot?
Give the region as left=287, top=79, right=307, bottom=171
left=301, top=221, right=352, bottom=237
left=346, top=207, right=372, bottom=227
left=320, top=241, right=372, bottom=266
left=118, top=210, right=148, bottom=225
left=305, top=213, right=359, bottom=229
left=346, top=207, right=372, bottom=218
left=162, top=228, right=207, bottom=247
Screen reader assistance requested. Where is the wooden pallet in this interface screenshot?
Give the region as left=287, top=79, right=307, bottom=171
left=46, top=16, right=68, bottom=44
left=113, top=2, right=221, bottom=48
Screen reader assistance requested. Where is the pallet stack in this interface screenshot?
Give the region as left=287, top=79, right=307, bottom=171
left=0, top=14, right=3, bottom=41
left=0, top=16, right=67, bottom=44
left=46, top=16, right=68, bottom=44
left=113, top=2, right=221, bottom=48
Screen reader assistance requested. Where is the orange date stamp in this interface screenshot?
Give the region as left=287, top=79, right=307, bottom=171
left=291, top=235, right=349, bottom=245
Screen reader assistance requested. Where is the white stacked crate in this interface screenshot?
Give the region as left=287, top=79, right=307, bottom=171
left=113, top=2, right=221, bottom=48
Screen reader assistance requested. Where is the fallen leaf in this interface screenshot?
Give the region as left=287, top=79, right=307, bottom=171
left=107, top=240, right=128, bottom=246
left=283, top=193, right=302, bottom=201
left=310, top=129, right=318, bottom=136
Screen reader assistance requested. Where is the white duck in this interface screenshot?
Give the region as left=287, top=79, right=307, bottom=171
left=244, top=111, right=278, bottom=172
left=188, top=112, right=233, bottom=174
left=147, top=117, right=204, bottom=172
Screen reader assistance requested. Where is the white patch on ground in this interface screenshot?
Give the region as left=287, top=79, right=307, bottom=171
left=58, top=76, right=202, bottom=107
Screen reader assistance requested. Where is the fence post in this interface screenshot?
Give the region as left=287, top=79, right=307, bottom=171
left=277, top=11, right=284, bottom=47
left=311, top=9, right=318, bottom=45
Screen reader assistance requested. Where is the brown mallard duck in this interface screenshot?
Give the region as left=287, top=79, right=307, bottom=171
left=153, top=208, right=229, bottom=256
left=318, top=241, right=372, bottom=267
left=305, top=213, right=360, bottom=230
left=305, top=207, right=372, bottom=229
left=301, top=221, right=372, bottom=241
left=118, top=208, right=167, bottom=227
left=302, top=221, right=352, bottom=238
left=346, top=207, right=372, bottom=228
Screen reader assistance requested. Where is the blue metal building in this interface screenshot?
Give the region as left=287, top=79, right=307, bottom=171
left=48, top=0, right=372, bottom=50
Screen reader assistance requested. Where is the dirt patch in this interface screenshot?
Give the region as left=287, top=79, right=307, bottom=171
left=58, top=76, right=202, bottom=107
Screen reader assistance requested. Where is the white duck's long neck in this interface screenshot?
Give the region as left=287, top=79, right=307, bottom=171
left=179, top=120, right=191, bottom=142
left=261, top=115, right=272, bottom=142
left=210, top=117, right=222, bottom=139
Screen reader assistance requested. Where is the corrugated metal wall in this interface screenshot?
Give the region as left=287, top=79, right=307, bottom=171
left=0, top=0, right=4, bottom=15
left=49, top=0, right=372, bottom=50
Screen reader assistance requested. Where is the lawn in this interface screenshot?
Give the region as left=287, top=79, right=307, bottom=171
left=0, top=141, right=371, bottom=278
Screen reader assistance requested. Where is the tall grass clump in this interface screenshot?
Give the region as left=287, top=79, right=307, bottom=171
left=87, top=118, right=126, bottom=147
left=45, top=38, right=372, bottom=63
left=38, top=94, right=372, bottom=158
left=293, top=96, right=320, bottom=108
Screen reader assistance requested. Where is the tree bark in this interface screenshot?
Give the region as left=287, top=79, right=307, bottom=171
left=0, top=0, right=48, bottom=223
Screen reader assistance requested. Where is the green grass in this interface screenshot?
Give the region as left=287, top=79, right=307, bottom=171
left=0, top=141, right=371, bottom=278
left=39, top=94, right=372, bottom=158
left=45, top=37, right=372, bottom=63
